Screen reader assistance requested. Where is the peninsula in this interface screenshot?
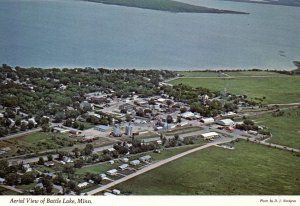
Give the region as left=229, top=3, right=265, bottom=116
left=84, top=0, right=248, bottom=14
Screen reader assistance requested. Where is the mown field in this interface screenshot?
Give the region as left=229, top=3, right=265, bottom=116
left=116, top=141, right=300, bottom=195
left=254, top=108, right=300, bottom=149
left=170, top=76, right=300, bottom=104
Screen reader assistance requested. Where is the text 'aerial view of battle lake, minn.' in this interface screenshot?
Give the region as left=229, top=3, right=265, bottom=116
left=0, top=0, right=300, bottom=70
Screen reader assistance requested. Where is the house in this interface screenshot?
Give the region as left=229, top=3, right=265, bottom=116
left=130, top=160, right=140, bottom=166
left=216, top=119, right=235, bottom=126
left=112, top=189, right=121, bottom=195
left=0, top=177, right=5, bottom=184
left=8, top=118, right=15, bottom=127
left=28, top=117, right=37, bottom=126
left=88, top=180, right=94, bottom=184
left=106, top=169, right=118, bottom=176
left=99, top=173, right=106, bottom=179
left=35, top=183, right=44, bottom=188
left=109, top=160, right=114, bottom=165
left=103, top=192, right=116, bottom=196
left=121, top=157, right=129, bottom=163
left=63, top=156, right=73, bottom=163
left=200, top=117, right=215, bottom=124
left=0, top=113, right=4, bottom=118
left=156, top=140, right=162, bottom=145
left=94, top=125, right=111, bottom=132
left=21, top=120, right=29, bottom=126
left=78, top=182, right=89, bottom=188
left=181, top=112, right=195, bottom=120
left=53, top=127, right=70, bottom=133
left=139, top=155, right=151, bottom=162
left=23, top=164, right=32, bottom=172
left=200, top=132, right=219, bottom=140
left=107, top=148, right=116, bottom=152
left=118, top=164, right=129, bottom=171
left=44, top=161, right=55, bottom=167
left=80, top=101, right=94, bottom=110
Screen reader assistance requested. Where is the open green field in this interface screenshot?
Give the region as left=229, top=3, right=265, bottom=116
left=0, top=132, right=74, bottom=157
left=177, top=70, right=286, bottom=77
left=116, top=141, right=300, bottom=195
left=170, top=76, right=300, bottom=104
left=84, top=0, right=245, bottom=14
left=254, top=108, right=300, bottom=149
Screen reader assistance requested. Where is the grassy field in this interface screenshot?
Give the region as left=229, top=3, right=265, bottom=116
left=0, top=132, right=73, bottom=157
left=85, top=0, right=244, bottom=14
left=254, top=108, right=300, bottom=149
left=177, top=71, right=286, bottom=77
left=116, top=141, right=300, bottom=195
left=170, top=76, right=300, bottom=104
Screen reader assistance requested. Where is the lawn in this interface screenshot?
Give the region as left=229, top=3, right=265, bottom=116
left=170, top=76, right=300, bottom=104
left=254, top=108, right=300, bottom=149
left=76, top=163, right=116, bottom=175
left=177, top=71, right=225, bottom=77
left=116, top=141, right=300, bottom=195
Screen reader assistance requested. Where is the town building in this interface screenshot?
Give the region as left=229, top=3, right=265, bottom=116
left=216, top=119, right=235, bottom=126
left=201, top=132, right=219, bottom=140
left=94, top=125, right=111, bottom=132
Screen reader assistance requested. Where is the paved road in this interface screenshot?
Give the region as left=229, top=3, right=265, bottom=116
left=0, top=128, right=41, bottom=140
left=86, top=137, right=236, bottom=195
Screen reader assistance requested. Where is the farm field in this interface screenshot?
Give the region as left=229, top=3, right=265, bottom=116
left=170, top=76, right=300, bottom=104
left=116, top=141, right=300, bottom=195
left=254, top=108, right=300, bottom=149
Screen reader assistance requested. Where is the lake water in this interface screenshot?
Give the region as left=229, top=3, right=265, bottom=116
left=0, top=0, right=300, bottom=70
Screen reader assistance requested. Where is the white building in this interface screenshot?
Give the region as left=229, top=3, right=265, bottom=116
left=78, top=182, right=89, bottom=188
left=106, top=169, right=118, bottom=176
left=216, top=119, right=235, bottom=126
left=139, top=155, right=151, bottom=162
left=181, top=112, right=195, bottom=119
left=112, top=189, right=121, bottom=195
left=130, top=160, right=140, bottom=166
left=200, top=117, right=215, bottom=124
left=201, top=132, right=219, bottom=140
left=118, top=164, right=129, bottom=170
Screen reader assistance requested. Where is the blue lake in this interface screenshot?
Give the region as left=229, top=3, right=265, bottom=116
left=0, top=0, right=300, bottom=70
